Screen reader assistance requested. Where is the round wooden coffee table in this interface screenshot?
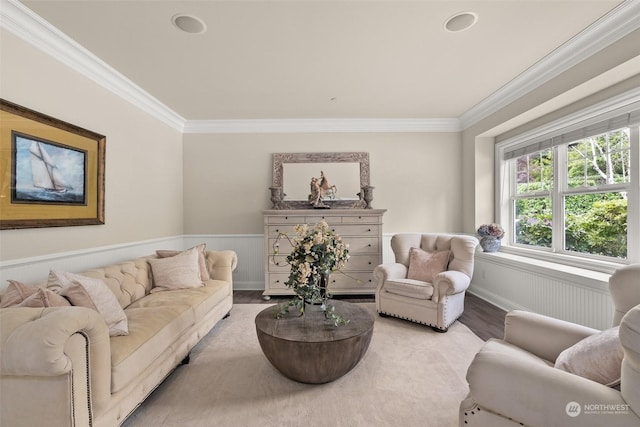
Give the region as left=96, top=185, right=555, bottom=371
left=255, top=300, right=375, bottom=384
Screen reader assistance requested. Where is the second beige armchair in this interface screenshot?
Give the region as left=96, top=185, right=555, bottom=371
left=374, top=233, right=479, bottom=332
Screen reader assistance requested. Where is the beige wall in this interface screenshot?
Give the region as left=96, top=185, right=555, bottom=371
left=183, top=132, right=463, bottom=234
left=0, top=31, right=184, bottom=261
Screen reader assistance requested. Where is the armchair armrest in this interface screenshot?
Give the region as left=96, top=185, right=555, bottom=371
left=373, top=263, right=408, bottom=291
left=205, top=250, right=238, bottom=282
left=504, top=310, right=599, bottom=362
left=432, top=270, right=470, bottom=302
left=467, top=349, right=635, bottom=427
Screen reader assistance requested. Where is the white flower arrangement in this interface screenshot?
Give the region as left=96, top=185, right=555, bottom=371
left=272, top=220, right=350, bottom=326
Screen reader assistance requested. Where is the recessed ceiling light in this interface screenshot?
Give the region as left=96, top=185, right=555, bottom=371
left=172, top=14, right=207, bottom=34
left=444, top=12, right=478, bottom=32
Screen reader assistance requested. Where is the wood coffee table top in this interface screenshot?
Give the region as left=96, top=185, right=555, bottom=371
left=255, top=300, right=375, bottom=343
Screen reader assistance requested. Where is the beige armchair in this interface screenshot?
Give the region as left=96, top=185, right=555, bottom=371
left=460, top=264, right=640, bottom=427
left=374, top=233, right=479, bottom=332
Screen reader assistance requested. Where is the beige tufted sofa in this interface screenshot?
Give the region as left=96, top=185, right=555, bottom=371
left=0, top=249, right=237, bottom=427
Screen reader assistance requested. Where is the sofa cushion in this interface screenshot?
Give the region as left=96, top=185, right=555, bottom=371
left=407, top=247, right=450, bottom=283
left=384, top=278, right=434, bottom=300
left=554, top=326, right=623, bottom=387
left=110, top=304, right=194, bottom=393
left=50, top=271, right=129, bottom=337
left=19, top=288, right=71, bottom=307
left=149, top=248, right=203, bottom=293
left=156, top=243, right=210, bottom=281
left=127, top=278, right=231, bottom=324
left=0, top=280, right=39, bottom=308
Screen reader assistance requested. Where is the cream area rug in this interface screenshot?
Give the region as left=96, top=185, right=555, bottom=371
left=122, top=303, right=483, bottom=427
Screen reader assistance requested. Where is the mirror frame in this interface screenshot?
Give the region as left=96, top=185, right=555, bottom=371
left=271, top=152, right=370, bottom=209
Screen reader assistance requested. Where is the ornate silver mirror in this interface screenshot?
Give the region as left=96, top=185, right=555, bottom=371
left=270, top=152, right=374, bottom=209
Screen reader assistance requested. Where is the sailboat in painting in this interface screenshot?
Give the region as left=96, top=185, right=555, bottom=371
left=29, top=141, right=72, bottom=193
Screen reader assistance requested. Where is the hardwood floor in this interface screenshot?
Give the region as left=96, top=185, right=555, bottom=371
left=233, top=290, right=506, bottom=341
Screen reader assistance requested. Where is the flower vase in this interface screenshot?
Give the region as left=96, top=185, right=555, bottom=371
left=480, top=236, right=501, bottom=252
left=319, top=272, right=329, bottom=299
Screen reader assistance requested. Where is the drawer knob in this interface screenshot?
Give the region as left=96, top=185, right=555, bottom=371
left=367, top=228, right=372, bottom=232
left=358, top=216, right=362, bottom=219
left=368, top=261, right=372, bottom=265
left=367, top=244, right=372, bottom=247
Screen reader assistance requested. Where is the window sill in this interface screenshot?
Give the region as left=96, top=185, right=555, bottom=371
left=475, top=248, right=615, bottom=291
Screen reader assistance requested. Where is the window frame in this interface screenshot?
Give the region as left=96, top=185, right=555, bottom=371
left=496, top=90, right=640, bottom=272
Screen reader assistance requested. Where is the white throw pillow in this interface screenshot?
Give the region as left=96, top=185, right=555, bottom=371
left=48, top=270, right=129, bottom=336
left=149, top=247, right=204, bottom=293
left=156, top=243, right=210, bottom=281
left=554, top=326, right=623, bottom=387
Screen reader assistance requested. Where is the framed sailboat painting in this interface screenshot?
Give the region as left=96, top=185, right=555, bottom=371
left=0, top=99, right=105, bottom=229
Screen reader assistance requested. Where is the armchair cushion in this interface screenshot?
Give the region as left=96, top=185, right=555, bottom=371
left=384, top=278, right=433, bottom=300
left=555, top=326, right=623, bottom=387
left=406, top=247, right=450, bottom=282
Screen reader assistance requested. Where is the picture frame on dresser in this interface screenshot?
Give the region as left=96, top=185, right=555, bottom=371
left=270, top=152, right=372, bottom=209
left=0, top=99, right=106, bottom=229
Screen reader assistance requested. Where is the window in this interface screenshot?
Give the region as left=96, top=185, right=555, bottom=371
left=498, top=95, right=639, bottom=266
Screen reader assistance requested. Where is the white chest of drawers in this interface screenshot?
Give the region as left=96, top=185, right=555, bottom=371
left=263, top=209, right=386, bottom=298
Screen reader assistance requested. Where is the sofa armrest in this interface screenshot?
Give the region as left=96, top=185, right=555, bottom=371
left=504, top=310, right=599, bottom=362
left=466, top=349, right=636, bottom=427
left=1, top=306, right=112, bottom=425
left=205, top=250, right=238, bottom=283
left=373, top=263, right=408, bottom=291
left=432, top=270, right=470, bottom=302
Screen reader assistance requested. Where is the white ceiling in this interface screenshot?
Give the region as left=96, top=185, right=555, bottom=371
left=11, top=0, right=636, bottom=124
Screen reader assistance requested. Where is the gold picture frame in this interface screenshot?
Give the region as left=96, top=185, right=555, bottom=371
left=1, top=99, right=105, bottom=229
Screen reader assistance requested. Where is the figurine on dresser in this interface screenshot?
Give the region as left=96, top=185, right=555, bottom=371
left=309, top=171, right=337, bottom=208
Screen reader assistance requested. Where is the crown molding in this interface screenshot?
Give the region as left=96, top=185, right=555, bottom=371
left=183, top=118, right=461, bottom=134
left=0, top=0, right=185, bottom=132
left=2, top=0, right=638, bottom=135
left=460, top=0, right=640, bottom=130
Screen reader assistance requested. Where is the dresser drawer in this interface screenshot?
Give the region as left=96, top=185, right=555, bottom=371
left=267, top=273, right=292, bottom=290
left=342, top=254, right=380, bottom=271
left=344, top=237, right=379, bottom=253
left=330, top=224, right=380, bottom=237
left=268, top=237, right=293, bottom=255
left=267, top=215, right=306, bottom=224
left=327, top=272, right=375, bottom=290
left=267, top=257, right=292, bottom=273
left=267, top=225, right=299, bottom=237
left=341, top=215, right=381, bottom=224
left=305, top=215, right=342, bottom=225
